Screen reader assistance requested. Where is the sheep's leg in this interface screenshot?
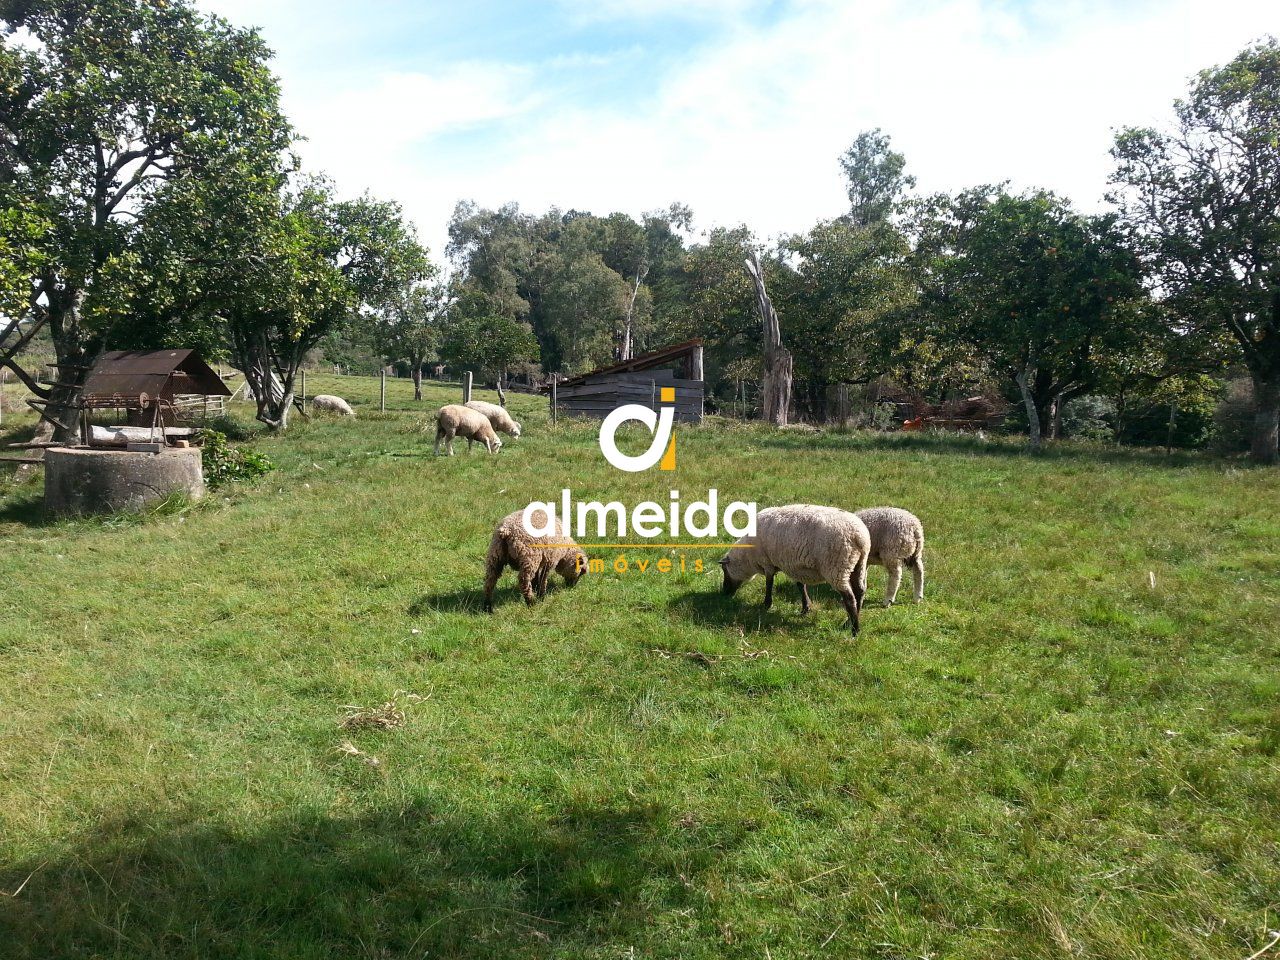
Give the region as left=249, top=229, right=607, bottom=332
left=909, top=551, right=924, bottom=602
left=798, top=583, right=811, bottom=615
left=850, top=562, right=867, bottom=613
left=838, top=586, right=861, bottom=638
left=762, top=573, right=775, bottom=611
left=535, top=560, right=552, bottom=599
left=446, top=428, right=456, bottom=456
left=483, top=550, right=505, bottom=613
left=517, top=564, right=539, bottom=605
left=884, top=561, right=903, bottom=607
left=434, top=427, right=443, bottom=456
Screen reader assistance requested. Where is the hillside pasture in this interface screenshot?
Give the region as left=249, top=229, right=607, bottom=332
left=0, top=374, right=1277, bottom=959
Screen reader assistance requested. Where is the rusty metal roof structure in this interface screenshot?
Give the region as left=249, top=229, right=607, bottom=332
left=555, top=339, right=704, bottom=388
left=81, top=350, right=230, bottom=403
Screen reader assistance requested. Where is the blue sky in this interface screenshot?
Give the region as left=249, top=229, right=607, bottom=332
left=200, top=0, right=1278, bottom=259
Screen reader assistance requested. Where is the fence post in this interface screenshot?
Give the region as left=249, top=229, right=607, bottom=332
left=550, top=378, right=558, bottom=426
left=380, top=369, right=386, bottom=413
left=0, top=367, right=5, bottom=428
left=300, top=369, right=306, bottom=406
left=463, top=371, right=473, bottom=404
left=1165, top=401, right=1178, bottom=455
left=837, top=383, right=849, bottom=431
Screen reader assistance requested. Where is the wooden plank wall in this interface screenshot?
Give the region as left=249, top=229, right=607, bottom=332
left=556, top=370, right=704, bottom=423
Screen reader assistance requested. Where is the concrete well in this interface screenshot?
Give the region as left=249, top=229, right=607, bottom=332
left=44, top=446, right=204, bottom=516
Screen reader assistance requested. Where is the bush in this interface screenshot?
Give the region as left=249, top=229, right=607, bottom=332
left=1061, top=395, right=1116, bottom=442
left=197, top=429, right=274, bottom=489
left=201, top=413, right=257, bottom=442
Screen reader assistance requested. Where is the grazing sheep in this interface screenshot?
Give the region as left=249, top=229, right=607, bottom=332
left=719, top=504, right=871, bottom=637
left=484, top=507, right=587, bottom=611
left=856, top=507, right=925, bottom=606
left=465, top=400, right=522, bottom=438
left=435, top=404, right=502, bottom=455
left=311, top=394, right=355, bottom=417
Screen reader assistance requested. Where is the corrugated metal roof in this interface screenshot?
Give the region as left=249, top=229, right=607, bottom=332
left=555, top=339, right=704, bottom=388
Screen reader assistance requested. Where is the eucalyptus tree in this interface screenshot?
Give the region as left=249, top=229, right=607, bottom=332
left=1110, top=39, right=1280, bottom=462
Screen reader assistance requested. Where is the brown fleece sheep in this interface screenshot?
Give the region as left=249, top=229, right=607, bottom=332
left=484, top=507, right=588, bottom=611
left=855, top=507, right=925, bottom=606
left=435, top=404, right=502, bottom=455
left=720, top=504, right=872, bottom=637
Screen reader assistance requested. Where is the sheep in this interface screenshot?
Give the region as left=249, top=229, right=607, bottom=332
left=719, top=504, right=871, bottom=637
left=484, top=507, right=588, bottom=611
left=311, top=394, right=355, bottom=417
left=465, top=400, right=522, bottom=438
left=434, top=404, right=503, bottom=455
left=855, top=507, right=925, bottom=606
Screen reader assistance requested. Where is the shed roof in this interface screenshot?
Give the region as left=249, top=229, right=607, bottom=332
left=556, top=339, right=704, bottom=388
left=81, top=350, right=231, bottom=401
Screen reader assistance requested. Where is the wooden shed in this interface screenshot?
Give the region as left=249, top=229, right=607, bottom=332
left=551, top=340, right=705, bottom=423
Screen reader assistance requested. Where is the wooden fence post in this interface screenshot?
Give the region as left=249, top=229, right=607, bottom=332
left=463, top=371, right=473, bottom=404
left=837, top=383, right=850, bottom=431
left=380, top=369, right=386, bottom=413
left=300, top=369, right=306, bottom=406
left=550, top=378, right=558, bottom=427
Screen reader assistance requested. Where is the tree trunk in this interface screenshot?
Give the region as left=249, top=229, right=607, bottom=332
left=1015, top=365, right=1041, bottom=450
left=745, top=252, right=792, bottom=427
left=28, top=290, right=90, bottom=446
left=1250, top=373, right=1279, bottom=464
left=412, top=361, right=423, bottom=402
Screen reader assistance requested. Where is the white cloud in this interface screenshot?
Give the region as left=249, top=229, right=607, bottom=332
left=205, top=0, right=1280, bottom=258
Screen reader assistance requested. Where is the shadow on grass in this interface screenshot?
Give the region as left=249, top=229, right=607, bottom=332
left=0, top=798, right=709, bottom=960
left=411, top=579, right=584, bottom=616
left=667, top=585, right=828, bottom=634
left=752, top=429, right=1238, bottom=470
left=0, top=491, right=49, bottom=527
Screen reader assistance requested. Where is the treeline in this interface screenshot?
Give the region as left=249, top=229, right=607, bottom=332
left=2, top=0, right=1277, bottom=461
left=442, top=49, right=1280, bottom=462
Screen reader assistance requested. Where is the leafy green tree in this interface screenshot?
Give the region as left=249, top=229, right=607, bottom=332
left=439, top=290, right=539, bottom=381
left=909, top=189, right=1150, bottom=447
left=0, top=0, right=291, bottom=439
left=369, top=281, right=445, bottom=401
left=839, top=129, right=916, bottom=226
left=776, top=218, right=915, bottom=416
left=1110, top=39, right=1280, bottom=462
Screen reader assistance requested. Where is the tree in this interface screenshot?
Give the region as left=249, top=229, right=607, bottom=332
left=371, top=281, right=444, bottom=401
left=1110, top=39, right=1280, bottom=462
left=776, top=218, right=916, bottom=416
left=909, top=189, right=1149, bottom=447
left=228, top=185, right=427, bottom=428
left=0, top=0, right=291, bottom=439
left=745, top=251, right=792, bottom=426
left=438, top=290, right=539, bottom=381
left=839, top=129, right=916, bottom=227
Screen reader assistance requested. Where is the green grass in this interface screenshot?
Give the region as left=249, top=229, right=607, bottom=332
left=1, top=374, right=1277, bottom=959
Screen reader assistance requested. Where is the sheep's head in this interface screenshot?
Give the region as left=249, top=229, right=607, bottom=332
left=719, top=549, right=753, bottom=596
left=490, top=436, right=504, bottom=452
left=510, top=421, right=522, bottom=438
left=559, top=549, right=588, bottom=585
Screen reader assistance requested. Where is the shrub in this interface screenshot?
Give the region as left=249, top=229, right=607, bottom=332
left=1061, top=395, right=1116, bottom=442
left=197, top=429, right=274, bottom=489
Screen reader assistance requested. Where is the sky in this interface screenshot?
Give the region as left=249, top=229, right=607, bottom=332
left=198, top=0, right=1277, bottom=259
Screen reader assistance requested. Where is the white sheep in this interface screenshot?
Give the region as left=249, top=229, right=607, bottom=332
left=484, top=508, right=587, bottom=611
left=856, top=507, right=925, bottom=606
left=311, top=394, right=355, bottom=417
left=434, top=404, right=502, bottom=455
left=719, top=504, right=872, bottom=637
left=464, top=400, right=522, bottom=438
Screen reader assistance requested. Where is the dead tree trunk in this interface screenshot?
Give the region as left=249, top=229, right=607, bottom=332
left=745, top=252, right=792, bottom=427
left=1015, top=364, right=1041, bottom=450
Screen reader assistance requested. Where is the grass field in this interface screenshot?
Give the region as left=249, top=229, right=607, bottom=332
left=1, top=374, right=1277, bottom=959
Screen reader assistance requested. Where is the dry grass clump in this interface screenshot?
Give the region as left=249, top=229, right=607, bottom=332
left=338, top=691, right=426, bottom=731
